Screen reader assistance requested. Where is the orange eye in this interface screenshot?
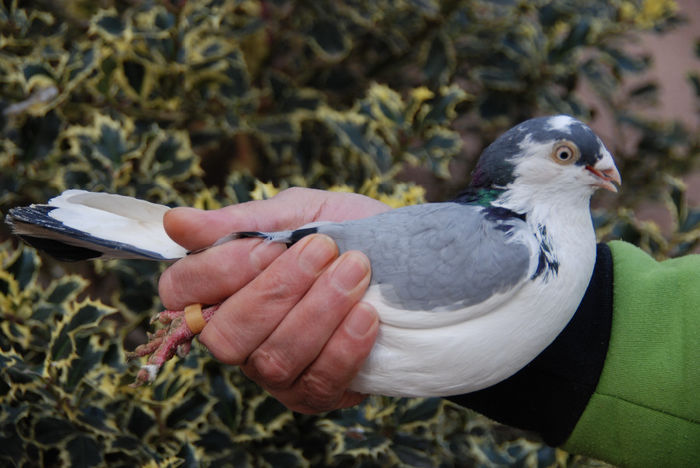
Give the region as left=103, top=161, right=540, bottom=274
left=551, top=141, right=579, bottom=165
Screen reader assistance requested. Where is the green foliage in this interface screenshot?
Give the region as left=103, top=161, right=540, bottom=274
left=0, top=0, right=698, bottom=466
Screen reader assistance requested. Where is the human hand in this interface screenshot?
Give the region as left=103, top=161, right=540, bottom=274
left=158, top=188, right=390, bottom=413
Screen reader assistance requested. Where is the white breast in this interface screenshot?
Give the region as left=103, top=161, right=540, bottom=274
left=351, top=201, right=596, bottom=397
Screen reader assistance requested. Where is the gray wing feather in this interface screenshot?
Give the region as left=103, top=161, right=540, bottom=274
left=317, top=202, right=533, bottom=311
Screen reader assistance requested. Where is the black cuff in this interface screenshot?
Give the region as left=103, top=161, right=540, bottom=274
left=447, top=243, right=614, bottom=447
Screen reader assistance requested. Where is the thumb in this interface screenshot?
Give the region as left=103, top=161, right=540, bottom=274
left=163, top=199, right=301, bottom=251
left=163, top=207, right=217, bottom=251
left=163, top=187, right=390, bottom=251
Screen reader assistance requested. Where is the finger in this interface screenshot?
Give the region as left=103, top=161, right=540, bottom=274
left=243, top=251, right=372, bottom=390
left=164, top=188, right=333, bottom=251
left=163, top=202, right=297, bottom=251
left=267, top=302, right=379, bottom=414
left=198, top=234, right=339, bottom=365
left=158, top=238, right=286, bottom=310
left=164, top=187, right=391, bottom=251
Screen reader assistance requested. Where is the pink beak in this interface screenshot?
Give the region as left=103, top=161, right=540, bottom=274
left=586, top=160, right=622, bottom=193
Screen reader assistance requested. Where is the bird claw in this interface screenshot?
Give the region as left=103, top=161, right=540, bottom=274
left=176, top=341, right=191, bottom=358
left=128, top=305, right=219, bottom=386
left=133, top=364, right=161, bottom=386
left=150, top=309, right=182, bottom=325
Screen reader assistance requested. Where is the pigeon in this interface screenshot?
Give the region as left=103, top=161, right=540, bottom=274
left=5, top=115, right=621, bottom=397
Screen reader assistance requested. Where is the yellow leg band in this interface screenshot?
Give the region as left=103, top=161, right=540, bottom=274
left=184, top=303, right=206, bottom=334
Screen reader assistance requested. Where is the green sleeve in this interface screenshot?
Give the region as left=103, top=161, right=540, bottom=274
left=563, top=241, right=700, bottom=466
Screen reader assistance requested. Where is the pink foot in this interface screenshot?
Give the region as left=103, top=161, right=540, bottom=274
left=127, top=304, right=219, bottom=386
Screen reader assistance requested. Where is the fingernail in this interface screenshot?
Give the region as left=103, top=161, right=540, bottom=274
left=345, top=303, right=377, bottom=338
left=299, top=235, right=338, bottom=273
left=331, top=252, right=370, bottom=292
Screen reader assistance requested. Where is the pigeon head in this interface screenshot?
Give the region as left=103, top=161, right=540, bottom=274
left=470, top=115, right=621, bottom=202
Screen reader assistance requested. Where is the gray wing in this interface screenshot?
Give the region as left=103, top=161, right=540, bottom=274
left=317, top=202, right=534, bottom=311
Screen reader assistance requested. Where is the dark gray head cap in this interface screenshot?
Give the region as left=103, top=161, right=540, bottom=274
left=470, top=115, right=607, bottom=189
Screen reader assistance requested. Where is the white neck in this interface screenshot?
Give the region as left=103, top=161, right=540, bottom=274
left=496, top=180, right=597, bottom=281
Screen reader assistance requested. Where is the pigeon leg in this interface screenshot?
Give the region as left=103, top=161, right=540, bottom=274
left=128, top=304, right=219, bottom=386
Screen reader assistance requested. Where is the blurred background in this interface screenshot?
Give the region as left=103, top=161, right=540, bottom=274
left=0, top=1, right=697, bottom=466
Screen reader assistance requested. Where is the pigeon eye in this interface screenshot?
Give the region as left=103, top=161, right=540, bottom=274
left=551, top=142, right=579, bottom=165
